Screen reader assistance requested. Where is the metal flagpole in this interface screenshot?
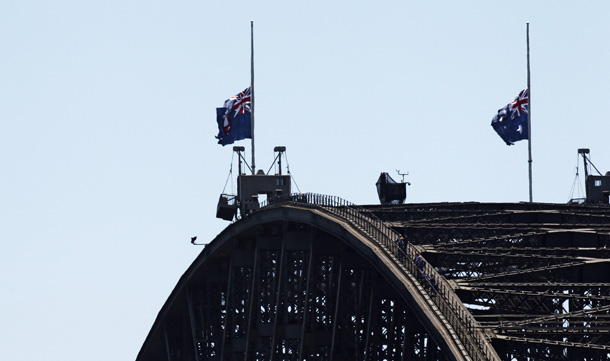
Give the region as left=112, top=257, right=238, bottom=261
left=527, top=22, right=533, bottom=202
left=250, top=20, right=256, bottom=175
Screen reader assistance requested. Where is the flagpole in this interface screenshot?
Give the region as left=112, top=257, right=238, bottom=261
left=527, top=23, right=533, bottom=202
left=250, top=20, right=256, bottom=175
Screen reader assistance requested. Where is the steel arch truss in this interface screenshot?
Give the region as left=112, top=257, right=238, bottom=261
left=138, top=217, right=450, bottom=361
left=141, top=201, right=610, bottom=361
left=370, top=202, right=610, bottom=360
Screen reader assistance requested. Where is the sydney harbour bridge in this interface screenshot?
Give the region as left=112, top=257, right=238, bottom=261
left=137, top=194, right=610, bottom=361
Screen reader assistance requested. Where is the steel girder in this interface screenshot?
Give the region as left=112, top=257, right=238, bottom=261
left=139, top=200, right=610, bottom=361
left=368, top=202, right=610, bottom=360
left=137, top=205, right=466, bottom=361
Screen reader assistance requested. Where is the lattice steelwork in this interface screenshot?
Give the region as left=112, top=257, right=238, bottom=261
left=138, top=197, right=610, bottom=361
left=138, top=211, right=450, bottom=361
left=368, top=201, right=610, bottom=360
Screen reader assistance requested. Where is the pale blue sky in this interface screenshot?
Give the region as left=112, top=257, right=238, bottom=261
left=2, top=1, right=609, bottom=360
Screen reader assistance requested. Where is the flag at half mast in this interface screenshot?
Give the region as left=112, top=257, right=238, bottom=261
left=216, top=87, right=252, bottom=146
left=491, top=88, right=529, bottom=145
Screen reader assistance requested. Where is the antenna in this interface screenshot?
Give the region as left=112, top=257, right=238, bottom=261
left=578, top=148, right=590, bottom=180
left=233, top=146, right=249, bottom=175
left=266, top=146, right=286, bottom=175
left=578, top=148, right=602, bottom=177
left=396, top=169, right=410, bottom=184
left=577, top=148, right=608, bottom=204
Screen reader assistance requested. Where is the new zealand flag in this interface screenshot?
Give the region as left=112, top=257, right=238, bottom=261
left=216, top=87, right=252, bottom=146
left=491, top=88, right=529, bottom=145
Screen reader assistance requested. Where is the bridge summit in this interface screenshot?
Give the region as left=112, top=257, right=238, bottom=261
left=137, top=194, right=610, bottom=361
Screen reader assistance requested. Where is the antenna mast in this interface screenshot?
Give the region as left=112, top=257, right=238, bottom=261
left=527, top=23, right=533, bottom=203
left=250, top=20, right=255, bottom=174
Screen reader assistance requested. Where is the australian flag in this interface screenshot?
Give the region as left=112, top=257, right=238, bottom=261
left=491, top=88, right=529, bottom=145
left=216, top=87, right=252, bottom=146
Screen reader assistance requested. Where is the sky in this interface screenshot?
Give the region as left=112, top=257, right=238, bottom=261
left=2, top=1, right=609, bottom=360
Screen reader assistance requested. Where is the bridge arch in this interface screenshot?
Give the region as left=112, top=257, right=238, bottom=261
left=137, top=198, right=497, bottom=361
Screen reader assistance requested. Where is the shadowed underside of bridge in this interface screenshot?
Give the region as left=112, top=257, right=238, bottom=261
left=137, top=196, right=610, bottom=361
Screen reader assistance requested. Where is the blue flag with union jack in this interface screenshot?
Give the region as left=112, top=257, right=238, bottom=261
left=216, top=87, right=252, bottom=146
left=491, top=88, right=529, bottom=145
